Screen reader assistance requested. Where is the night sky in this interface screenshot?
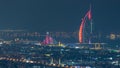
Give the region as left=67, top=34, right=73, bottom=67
left=0, top=0, right=120, bottom=33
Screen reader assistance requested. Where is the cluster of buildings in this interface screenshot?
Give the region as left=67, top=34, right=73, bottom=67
left=0, top=29, right=119, bottom=44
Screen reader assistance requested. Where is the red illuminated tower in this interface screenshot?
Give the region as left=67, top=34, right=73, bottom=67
left=79, top=5, right=92, bottom=43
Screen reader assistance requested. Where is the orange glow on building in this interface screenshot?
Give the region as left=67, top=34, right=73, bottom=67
left=79, top=19, right=85, bottom=43
left=79, top=9, right=92, bottom=43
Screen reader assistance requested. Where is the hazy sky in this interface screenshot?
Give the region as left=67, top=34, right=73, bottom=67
left=0, top=0, right=120, bottom=33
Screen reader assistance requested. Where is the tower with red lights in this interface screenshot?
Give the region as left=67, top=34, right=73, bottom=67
left=79, top=6, right=92, bottom=44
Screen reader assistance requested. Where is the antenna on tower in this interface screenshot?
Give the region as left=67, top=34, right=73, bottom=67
left=89, top=4, right=93, bottom=44
left=90, top=4, right=93, bottom=34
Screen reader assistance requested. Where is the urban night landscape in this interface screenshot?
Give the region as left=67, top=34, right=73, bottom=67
left=0, top=0, right=120, bottom=68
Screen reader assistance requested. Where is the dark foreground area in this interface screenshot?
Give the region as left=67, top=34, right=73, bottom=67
left=0, top=43, right=120, bottom=68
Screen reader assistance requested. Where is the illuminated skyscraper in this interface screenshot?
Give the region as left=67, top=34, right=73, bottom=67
left=79, top=6, right=92, bottom=43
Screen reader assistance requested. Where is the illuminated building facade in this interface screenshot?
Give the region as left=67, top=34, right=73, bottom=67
left=79, top=7, right=92, bottom=43
left=43, top=32, right=53, bottom=45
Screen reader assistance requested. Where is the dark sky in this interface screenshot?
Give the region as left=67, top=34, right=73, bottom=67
left=0, top=0, right=120, bottom=33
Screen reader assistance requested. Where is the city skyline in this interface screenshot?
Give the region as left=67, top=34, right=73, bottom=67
left=0, top=1, right=120, bottom=67
left=0, top=0, right=120, bottom=33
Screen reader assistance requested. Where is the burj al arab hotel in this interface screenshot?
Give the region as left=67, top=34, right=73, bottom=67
left=79, top=6, right=93, bottom=44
